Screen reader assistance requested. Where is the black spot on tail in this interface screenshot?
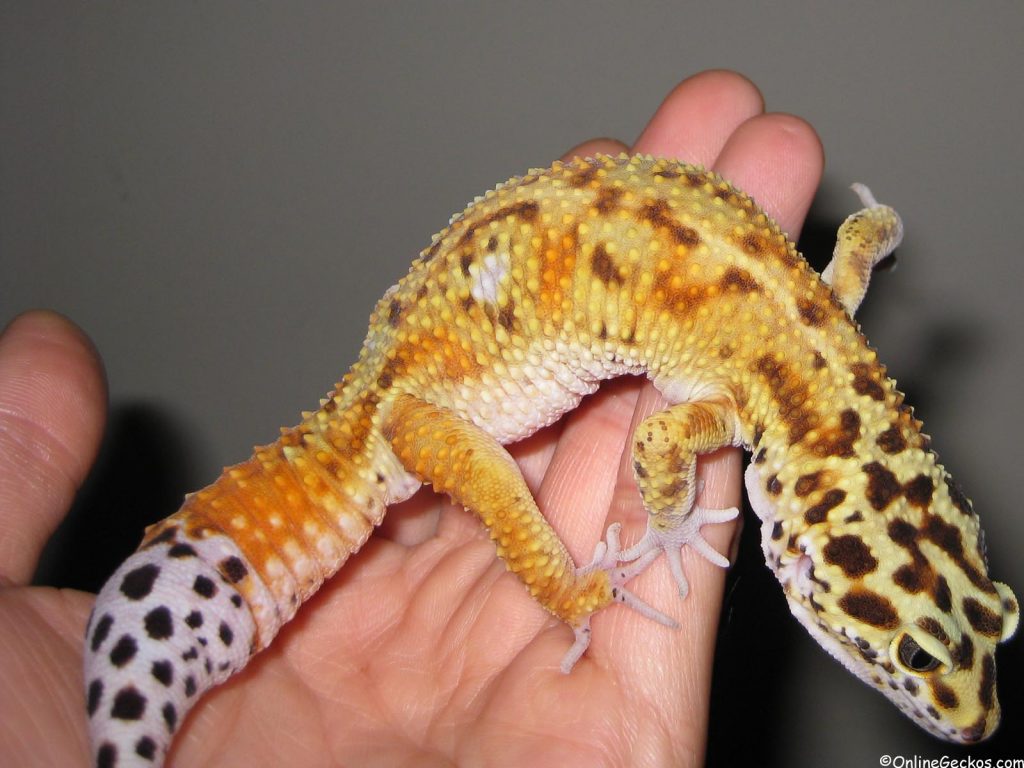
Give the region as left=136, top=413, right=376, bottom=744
left=87, top=679, right=104, bottom=717
left=120, top=564, right=161, bottom=600
left=90, top=614, right=114, bottom=652
left=144, top=606, right=173, bottom=640
left=135, top=736, right=157, bottom=760
left=220, top=556, right=248, bottom=583
left=111, top=686, right=147, bottom=720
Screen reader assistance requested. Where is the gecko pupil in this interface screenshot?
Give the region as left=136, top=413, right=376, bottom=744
left=897, top=634, right=940, bottom=673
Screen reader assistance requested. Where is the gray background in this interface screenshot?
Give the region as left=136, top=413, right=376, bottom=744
left=3, top=3, right=1022, bottom=765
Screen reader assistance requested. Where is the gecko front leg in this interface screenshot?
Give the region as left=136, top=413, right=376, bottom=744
left=615, top=396, right=742, bottom=599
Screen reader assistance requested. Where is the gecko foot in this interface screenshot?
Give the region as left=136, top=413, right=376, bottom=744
left=617, top=505, right=740, bottom=599
left=560, top=523, right=679, bottom=673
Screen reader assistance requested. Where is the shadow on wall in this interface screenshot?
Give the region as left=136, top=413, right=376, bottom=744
left=34, top=402, right=204, bottom=592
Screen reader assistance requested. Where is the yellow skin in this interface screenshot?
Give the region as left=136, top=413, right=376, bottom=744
left=78, top=149, right=1018, bottom=768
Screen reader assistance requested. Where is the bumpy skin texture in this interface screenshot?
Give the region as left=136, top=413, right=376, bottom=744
left=84, top=154, right=1018, bottom=766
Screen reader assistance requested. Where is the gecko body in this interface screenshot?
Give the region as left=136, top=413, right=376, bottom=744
left=84, top=155, right=1018, bottom=766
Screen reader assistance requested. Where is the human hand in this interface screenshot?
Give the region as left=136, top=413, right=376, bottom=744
left=0, top=70, right=823, bottom=767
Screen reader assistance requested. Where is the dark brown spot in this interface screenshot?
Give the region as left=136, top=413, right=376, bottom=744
left=754, top=355, right=818, bottom=445
left=387, top=299, right=402, bottom=327
left=497, top=302, right=515, bottom=331
left=771, top=521, right=784, bottom=541
left=811, top=409, right=861, bottom=458
left=193, top=575, right=217, bottom=599
left=485, top=235, right=498, bottom=252
left=888, top=518, right=917, bottom=547
left=377, top=370, right=393, bottom=390
left=893, top=562, right=931, bottom=594
left=766, top=474, right=782, bottom=495
left=904, top=475, right=935, bottom=508
left=876, top=425, right=908, bottom=454
left=568, top=163, right=600, bottom=188
left=863, top=462, right=902, bottom=510
left=638, top=199, right=701, bottom=246
left=823, top=535, right=878, bottom=578
left=903, top=678, right=919, bottom=695
left=944, top=475, right=974, bottom=516
left=653, top=167, right=682, bottom=179
left=220, top=556, right=248, bottom=583
left=978, top=654, right=995, bottom=709
left=927, top=705, right=940, bottom=720
left=811, top=351, right=827, bottom=370
left=456, top=201, right=540, bottom=250
left=962, top=598, right=1002, bottom=637
left=931, top=680, right=960, bottom=709
left=924, top=516, right=995, bottom=593
left=804, top=488, right=846, bottom=525
left=839, top=589, right=900, bottom=629
left=459, top=252, right=473, bottom=277
left=421, top=238, right=443, bottom=263
left=720, top=267, right=759, bottom=293
left=753, top=447, right=767, bottom=464
left=933, top=575, right=952, bottom=613
left=851, top=362, right=886, bottom=401
left=593, top=186, right=624, bottom=214
left=591, top=243, right=623, bottom=285
left=844, top=510, right=864, bottom=524
left=951, top=633, right=975, bottom=670
left=460, top=295, right=475, bottom=311
left=797, top=297, right=828, bottom=327
left=794, top=471, right=823, bottom=497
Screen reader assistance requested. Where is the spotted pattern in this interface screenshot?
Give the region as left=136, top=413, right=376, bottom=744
left=85, top=533, right=259, bottom=767
left=85, top=155, right=1016, bottom=764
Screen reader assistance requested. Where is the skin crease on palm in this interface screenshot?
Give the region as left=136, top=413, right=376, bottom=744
left=0, top=71, right=826, bottom=767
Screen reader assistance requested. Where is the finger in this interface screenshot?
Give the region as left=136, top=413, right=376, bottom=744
left=0, top=311, right=107, bottom=586
left=711, top=112, right=824, bottom=235
left=538, top=70, right=766, bottom=552
left=633, top=69, right=765, bottom=167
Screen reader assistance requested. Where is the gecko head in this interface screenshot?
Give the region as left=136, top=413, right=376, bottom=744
left=765, top=476, right=1019, bottom=743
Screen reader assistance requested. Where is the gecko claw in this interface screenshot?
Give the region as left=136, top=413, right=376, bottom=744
left=617, top=505, right=740, bottom=597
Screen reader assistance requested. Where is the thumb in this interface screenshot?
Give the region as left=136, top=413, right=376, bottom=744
left=0, top=311, right=107, bottom=585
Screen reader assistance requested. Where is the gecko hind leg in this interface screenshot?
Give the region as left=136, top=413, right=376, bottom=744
left=560, top=522, right=678, bottom=673
left=821, top=184, right=903, bottom=316
left=614, top=396, right=741, bottom=599
left=381, top=393, right=677, bottom=673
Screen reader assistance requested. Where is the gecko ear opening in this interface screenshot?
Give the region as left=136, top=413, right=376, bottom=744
left=994, top=582, right=1019, bottom=642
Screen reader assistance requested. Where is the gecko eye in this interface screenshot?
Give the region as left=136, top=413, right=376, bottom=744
left=889, top=625, right=952, bottom=677
left=896, top=635, right=940, bottom=673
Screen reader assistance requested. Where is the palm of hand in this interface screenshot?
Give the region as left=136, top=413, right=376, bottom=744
left=0, top=71, right=823, bottom=767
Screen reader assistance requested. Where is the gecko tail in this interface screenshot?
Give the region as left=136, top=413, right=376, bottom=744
left=84, top=530, right=266, bottom=768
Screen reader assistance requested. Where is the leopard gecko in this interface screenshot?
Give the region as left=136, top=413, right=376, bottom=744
left=83, top=154, right=1018, bottom=766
